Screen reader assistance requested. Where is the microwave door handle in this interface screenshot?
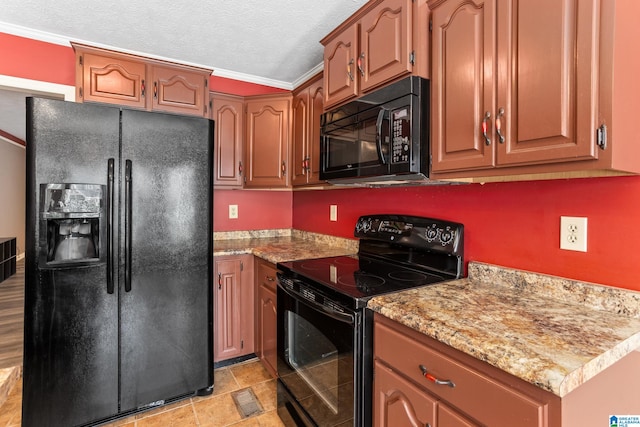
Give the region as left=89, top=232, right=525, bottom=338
left=376, top=109, right=388, bottom=164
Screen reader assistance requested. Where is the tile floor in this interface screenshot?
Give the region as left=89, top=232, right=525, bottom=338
left=0, top=359, right=285, bottom=427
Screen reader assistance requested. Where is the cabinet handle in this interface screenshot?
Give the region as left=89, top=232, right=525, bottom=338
left=281, top=161, right=286, bottom=176
left=357, top=52, right=365, bottom=77
left=238, top=161, right=243, bottom=176
left=482, top=111, right=492, bottom=146
left=303, top=157, right=310, bottom=172
left=141, top=79, right=145, bottom=98
left=419, top=364, right=455, bottom=388
left=495, top=107, right=505, bottom=144
left=347, top=58, right=354, bottom=81
left=266, top=275, right=275, bottom=282
left=218, top=272, right=222, bottom=290
left=154, top=81, right=158, bottom=99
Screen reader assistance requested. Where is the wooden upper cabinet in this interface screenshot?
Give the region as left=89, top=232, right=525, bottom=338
left=323, top=25, right=359, bottom=108
left=72, top=43, right=211, bottom=117
left=244, top=94, right=292, bottom=188
left=211, top=93, right=244, bottom=188
left=292, top=73, right=324, bottom=187
left=430, top=0, right=640, bottom=181
left=76, top=49, right=147, bottom=109
left=359, top=0, right=413, bottom=92
left=151, top=64, right=209, bottom=116
left=322, top=0, right=417, bottom=109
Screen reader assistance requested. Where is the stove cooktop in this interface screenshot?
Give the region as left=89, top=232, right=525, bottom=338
left=278, top=254, right=453, bottom=309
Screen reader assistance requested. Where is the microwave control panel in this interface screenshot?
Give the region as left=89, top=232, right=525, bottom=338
left=391, top=108, right=411, bottom=164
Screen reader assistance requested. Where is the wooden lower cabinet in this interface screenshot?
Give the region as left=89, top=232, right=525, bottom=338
left=255, top=257, right=278, bottom=377
left=213, top=255, right=254, bottom=363
left=373, top=313, right=560, bottom=427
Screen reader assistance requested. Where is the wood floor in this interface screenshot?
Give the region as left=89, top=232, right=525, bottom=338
left=0, top=259, right=23, bottom=369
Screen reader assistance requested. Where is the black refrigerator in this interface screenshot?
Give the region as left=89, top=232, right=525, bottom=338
left=23, top=97, right=214, bottom=427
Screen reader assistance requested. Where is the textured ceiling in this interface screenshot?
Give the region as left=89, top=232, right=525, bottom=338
left=0, top=0, right=369, bottom=88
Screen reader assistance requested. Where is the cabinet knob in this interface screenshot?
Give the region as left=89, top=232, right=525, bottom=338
left=482, top=111, right=492, bottom=146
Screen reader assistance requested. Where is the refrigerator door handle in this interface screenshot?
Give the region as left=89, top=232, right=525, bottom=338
left=125, top=159, right=133, bottom=293
left=107, top=158, right=115, bottom=294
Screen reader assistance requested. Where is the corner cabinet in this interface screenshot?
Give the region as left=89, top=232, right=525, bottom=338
left=322, top=0, right=425, bottom=109
left=213, top=255, right=254, bottom=363
left=373, top=313, right=561, bottom=427
left=429, top=0, right=640, bottom=181
left=292, top=73, right=324, bottom=187
left=72, top=43, right=211, bottom=117
left=211, top=92, right=245, bottom=188
left=255, top=257, right=278, bottom=378
left=244, top=94, right=292, bottom=188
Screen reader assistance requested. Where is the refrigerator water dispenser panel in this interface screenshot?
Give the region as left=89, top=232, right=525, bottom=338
left=40, top=183, right=104, bottom=264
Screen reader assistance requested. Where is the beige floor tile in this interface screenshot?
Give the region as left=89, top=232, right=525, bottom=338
left=254, top=410, right=286, bottom=427
left=251, top=379, right=277, bottom=412
left=194, top=391, right=243, bottom=427
left=229, top=361, right=272, bottom=389
left=212, top=367, right=241, bottom=396
left=136, top=404, right=198, bottom=427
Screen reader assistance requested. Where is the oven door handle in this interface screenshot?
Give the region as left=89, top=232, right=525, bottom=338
left=278, top=282, right=356, bottom=325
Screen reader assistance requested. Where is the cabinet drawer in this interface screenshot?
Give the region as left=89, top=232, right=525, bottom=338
left=256, top=259, right=277, bottom=291
left=374, top=318, right=548, bottom=427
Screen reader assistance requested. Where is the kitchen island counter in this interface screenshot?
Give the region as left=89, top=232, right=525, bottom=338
left=213, top=229, right=357, bottom=264
left=368, top=261, right=640, bottom=398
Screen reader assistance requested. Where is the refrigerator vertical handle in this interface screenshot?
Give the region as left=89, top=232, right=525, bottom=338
left=125, top=159, right=133, bottom=293
left=107, top=158, right=115, bottom=294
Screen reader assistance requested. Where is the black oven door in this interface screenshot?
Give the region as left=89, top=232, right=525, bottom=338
left=277, top=280, right=362, bottom=426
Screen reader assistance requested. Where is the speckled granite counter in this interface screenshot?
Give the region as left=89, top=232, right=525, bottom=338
left=368, top=261, right=640, bottom=397
left=213, top=229, right=358, bottom=264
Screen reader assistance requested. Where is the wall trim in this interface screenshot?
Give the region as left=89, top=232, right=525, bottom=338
left=0, top=74, right=75, bottom=100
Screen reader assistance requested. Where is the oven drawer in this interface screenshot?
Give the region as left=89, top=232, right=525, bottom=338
left=373, top=314, right=560, bottom=427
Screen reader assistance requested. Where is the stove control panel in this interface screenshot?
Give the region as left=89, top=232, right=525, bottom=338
left=354, top=214, right=463, bottom=255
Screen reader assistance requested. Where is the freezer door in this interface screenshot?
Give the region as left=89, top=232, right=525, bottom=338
left=23, top=98, right=121, bottom=427
left=119, top=109, right=213, bottom=411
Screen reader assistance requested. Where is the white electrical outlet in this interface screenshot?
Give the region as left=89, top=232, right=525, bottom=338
left=560, top=216, right=587, bottom=252
left=330, top=205, right=338, bottom=222
left=229, top=204, right=238, bottom=219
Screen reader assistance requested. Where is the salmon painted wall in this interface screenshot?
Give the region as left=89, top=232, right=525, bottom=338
left=292, top=176, right=640, bottom=291
left=214, top=190, right=292, bottom=231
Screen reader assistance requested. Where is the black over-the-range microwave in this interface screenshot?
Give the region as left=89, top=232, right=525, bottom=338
left=320, top=76, right=429, bottom=183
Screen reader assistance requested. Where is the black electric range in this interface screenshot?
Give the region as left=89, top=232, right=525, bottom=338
left=276, top=214, right=464, bottom=427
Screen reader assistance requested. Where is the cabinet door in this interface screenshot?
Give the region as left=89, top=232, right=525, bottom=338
left=307, top=79, right=324, bottom=184
left=214, top=256, right=254, bottom=362
left=211, top=93, right=244, bottom=187
left=78, top=51, right=147, bottom=109
left=244, top=96, right=291, bottom=188
left=431, top=0, right=497, bottom=172
left=438, top=403, right=479, bottom=427
left=496, top=0, right=599, bottom=166
left=255, top=258, right=278, bottom=378
left=360, top=0, right=413, bottom=93
left=324, top=25, right=359, bottom=108
left=151, top=65, right=209, bottom=117
left=291, top=90, right=309, bottom=186
left=374, top=360, right=436, bottom=427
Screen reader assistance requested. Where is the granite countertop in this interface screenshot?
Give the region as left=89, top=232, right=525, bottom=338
left=213, top=229, right=358, bottom=264
left=368, top=261, right=640, bottom=397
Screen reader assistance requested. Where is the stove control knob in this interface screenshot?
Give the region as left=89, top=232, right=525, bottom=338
left=440, top=229, right=455, bottom=246
left=425, top=226, right=439, bottom=242
left=357, top=217, right=372, bottom=233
